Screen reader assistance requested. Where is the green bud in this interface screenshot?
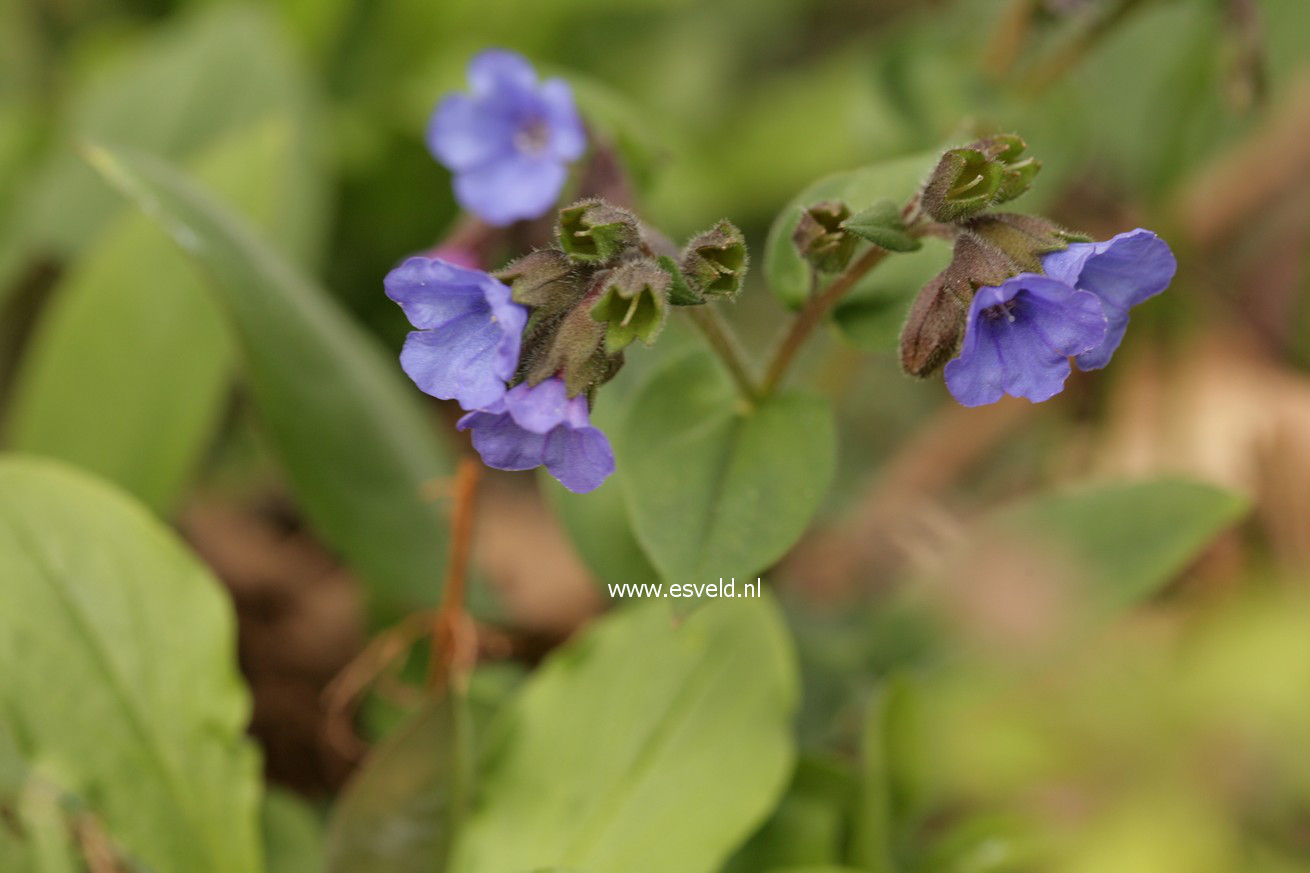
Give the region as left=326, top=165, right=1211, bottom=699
left=792, top=201, right=857, bottom=273
left=557, top=199, right=640, bottom=263
left=841, top=199, right=922, bottom=252
left=994, top=157, right=1041, bottom=204
left=681, top=220, right=748, bottom=301
left=921, top=148, right=1005, bottom=223
left=589, top=259, right=670, bottom=353
left=977, top=133, right=1027, bottom=163
left=656, top=255, right=703, bottom=306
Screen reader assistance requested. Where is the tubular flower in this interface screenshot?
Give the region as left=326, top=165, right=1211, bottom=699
left=384, top=257, right=527, bottom=411
left=427, top=49, right=586, bottom=226
left=457, top=377, right=614, bottom=493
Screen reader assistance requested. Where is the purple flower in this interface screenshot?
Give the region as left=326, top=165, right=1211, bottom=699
left=1040, top=228, right=1177, bottom=371
left=428, top=49, right=586, bottom=227
left=384, top=257, right=527, bottom=410
left=944, top=275, right=1107, bottom=407
left=457, top=378, right=614, bottom=493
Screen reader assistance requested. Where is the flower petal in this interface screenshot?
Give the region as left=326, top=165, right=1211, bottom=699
left=467, top=49, right=538, bottom=96
left=427, top=93, right=516, bottom=173
left=503, top=378, right=572, bottom=434
left=539, top=78, right=586, bottom=162
left=1069, top=229, right=1177, bottom=312
left=384, top=257, right=488, bottom=330
left=459, top=410, right=548, bottom=471
left=400, top=318, right=512, bottom=410
left=453, top=153, right=567, bottom=226
left=543, top=424, right=615, bottom=493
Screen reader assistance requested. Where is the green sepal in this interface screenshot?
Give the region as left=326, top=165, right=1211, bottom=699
left=657, top=255, right=703, bottom=306
left=841, top=199, right=922, bottom=252
left=921, top=148, right=1005, bottom=223
left=495, top=248, right=582, bottom=316
left=589, top=259, right=670, bottom=354
left=791, top=200, right=856, bottom=273
left=556, top=199, right=640, bottom=264
left=994, top=157, right=1042, bottom=205
left=681, top=219, right=748, bottom=301
left=966, top=213, right=1072, bottom=272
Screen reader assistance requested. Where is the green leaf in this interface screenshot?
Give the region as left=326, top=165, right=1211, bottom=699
left=325, top=693, right=470, bottom=873
left=764, top=152, right=938, bottom=309
left=4, top=5, right=324, bottom=277
left=722, top=756, right=854, bottom=873
left=451, top=597, right=798, bottom=873
left=830, top=236, right=953, bottom=353
left=264, top=788, right=326, bottom=873
left=619, top=351, right=836, bottom=584
left=0, top=456, right=262, bottom=873
left=985, top=479, right=1249, bottom=610
left=541, top=472, right=661, bottom=593
left=83, top=143, right=451, bottom=620
left=7, top=119, right=314, bottom=514
left=840, top=200, right=921, bottom=253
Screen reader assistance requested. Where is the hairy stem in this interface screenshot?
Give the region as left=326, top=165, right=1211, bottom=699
left=687, top=305, right=760, bottom=402
left=429, top=455, right=482, bottom=690
left=760, top=245, right=893, bottom=396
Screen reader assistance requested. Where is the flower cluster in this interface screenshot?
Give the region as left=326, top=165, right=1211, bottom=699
left=944, top=229, right=1177, bottom=407
left=385, top=256, right=616, bottom=493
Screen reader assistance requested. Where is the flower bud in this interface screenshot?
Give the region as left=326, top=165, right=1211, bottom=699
left=792, top=201, right=856, bottom=273
left=680, top=219, right=748, bottom=302
left=920, top=135, right=1043, bottom=223
left=899, top=268, right=972, bottom=378
left=589, top=259, right=670, bottom=353
left=898, top=232, right=1022, bottom=377
left=495, top=249, right=580, bottom=313
left=557, top=199, right=641, bottom=263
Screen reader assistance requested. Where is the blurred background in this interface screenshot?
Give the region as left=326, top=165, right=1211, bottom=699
left=2, top=0, right=1310, bottom=871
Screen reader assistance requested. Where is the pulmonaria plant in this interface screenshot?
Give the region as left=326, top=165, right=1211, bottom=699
left=428, top=49, right=586, bottom=226
left=392, top=57, right=1179, bottom=492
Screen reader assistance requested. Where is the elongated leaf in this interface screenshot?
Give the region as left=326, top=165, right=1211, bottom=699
left=986, top=479, right=1248, bottom=610
left=451, top=597, right=798, bottom=873
left=0, top=457, right=262, bottom=873
left=5, top=5, right=324, bottom=274
left=619, top=351, right=836, bottom=584
left=8, top=120, right=315, bottom=513
left=764, top=152, right=937, bottom=309
left=325, top=694, right=470, bottom=873
left=84, top=144, right=451, bottom=619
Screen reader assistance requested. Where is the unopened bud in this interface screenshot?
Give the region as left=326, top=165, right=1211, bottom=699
left=793, top=201, right=856, bottom=273
left=921, top=148, right=1005, bottom=223
left=557, top=199, right=640, bottom=263
left=681, top=220, right=748, bottom=301
left=899, top=268, right=973, bottom=377
left=495, top=249, right=579, bottom=311
left=590, top=259, right=670, bottom=353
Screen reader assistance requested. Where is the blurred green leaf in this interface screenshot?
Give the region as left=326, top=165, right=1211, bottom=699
left=841, top=201, right=921, bottom=253
left=831, top=236, right=954, bottom=353
left=7, top=119, right=317, bottom=513
left=264, top=788, right=326, bottom=873
left=2, top=5, right=325, bottom=281
left=325, top=693, right=470, bottom=873
left=84, top=143, right=451, bottom=620
left=0, top=456, right=262, bottom=873
left=723, top=755, right=854, bottom=873
left=619, top=350, right=836, bottom=584
left=542, top=472, right=661, bottom=593
left=764, top=152, right=938, bottom=309
left=451, top=596, right=798, bottom=873
left=987, top=478, right=1248, bottom=610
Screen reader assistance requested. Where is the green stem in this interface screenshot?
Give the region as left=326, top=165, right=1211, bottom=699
left=687, top=306, right=760, bottom=403
left=760, top=245, right=893, bottom=396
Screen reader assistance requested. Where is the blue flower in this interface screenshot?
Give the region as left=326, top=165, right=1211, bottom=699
left=428, top=49, right=586, bottom=227
left=944, top=274, right=1107, bottom=407
left=384, top=257, right=527, bottom=410
left=457, top=377, right=614, bottom=493
left=1040, top=228, right=1177, bottom=370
